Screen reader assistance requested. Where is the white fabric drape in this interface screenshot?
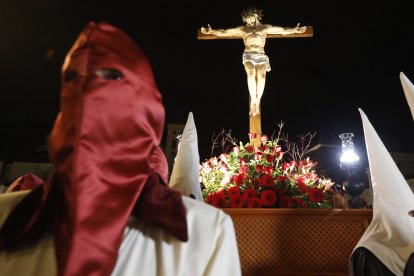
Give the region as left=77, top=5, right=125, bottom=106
left=0, top=191, right=241, bottom=276
left=112, top=196, right=241, bottom=276
left=0, top=191, right=57, bottom=276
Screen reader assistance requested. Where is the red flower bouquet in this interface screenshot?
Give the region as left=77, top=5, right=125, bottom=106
left=200, top=126, right=335, bottom=208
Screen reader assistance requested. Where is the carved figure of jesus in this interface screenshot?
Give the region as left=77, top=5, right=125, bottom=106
left=200, top=7, right=306, bottom=116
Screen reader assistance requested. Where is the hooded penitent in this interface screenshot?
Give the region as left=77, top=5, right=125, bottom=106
left=169, top=112, right=203, bottom=201
left=350, top=108, right=414, bottom=275
left=0, top=22, right=187, bottom=276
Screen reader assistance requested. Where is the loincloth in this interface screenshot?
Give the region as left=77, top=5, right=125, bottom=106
left=242, top=52, right=271, bottom=72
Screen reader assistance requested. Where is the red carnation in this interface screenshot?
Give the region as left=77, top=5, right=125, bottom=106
left=258, top=174, right=274, bottom=187
left=274, top=188, right=286, bottom=197
left=232, top=173, right=246, bottom=186
left=278, top=195, right=293, bottom=208
left=277, top=175, right=289, bottom=184
left=247, top=198, right=263, bottom=208
left=205, top=194, right=214, bottom=205
left=261, top=190, right=277, bottom=206
left=254, top=152, right=263, bottom=160
left=240, top=197, right=249, bottom=207
left=227, top=186, right=241, bottom=198
left=308, top=187, right=324, bottom=203
left=293, top=197, right=307, bottom=208
left=296, top=177, right=309, bottom=193
left=266, top=154, right=274, bottom=163
left=229, top=194, right=243, bottom=208
left=211, top=191, right=226, bottom=208
left=243, top=188, right=257, bottom=199
left=264, top=166, right=273, bottom=174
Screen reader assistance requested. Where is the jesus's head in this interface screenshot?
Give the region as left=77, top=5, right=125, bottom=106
left=241, top=7, right=263, bottom=27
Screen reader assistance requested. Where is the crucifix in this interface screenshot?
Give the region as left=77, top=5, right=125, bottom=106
left=198, top=7, right=313, bottom=146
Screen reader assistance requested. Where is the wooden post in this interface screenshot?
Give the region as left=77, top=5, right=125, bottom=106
left=250, top=113, right=262, bottom=146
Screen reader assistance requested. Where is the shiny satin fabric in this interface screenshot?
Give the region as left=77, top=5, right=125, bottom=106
left=51, top=21, right=168, bottom=275
left=53, top=21, right=189, bottom=275
left=0, top=21, right=187, bottom=276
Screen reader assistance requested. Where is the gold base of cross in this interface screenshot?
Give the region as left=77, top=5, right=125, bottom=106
left=249, top=113, right=262, bottom=147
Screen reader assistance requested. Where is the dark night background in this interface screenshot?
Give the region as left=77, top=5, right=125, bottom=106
left=1, top=0, right=413, bottom=174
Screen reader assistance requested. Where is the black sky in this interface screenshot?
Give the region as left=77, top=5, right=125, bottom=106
left=0, top=0, right=413, bottom=165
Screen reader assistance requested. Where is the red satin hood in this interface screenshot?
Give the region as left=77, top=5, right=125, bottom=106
left=49, top=22, right=172, bottom=275
left=0, top=22, right=188, bottom=276
left=50, top=21, right=167, bottom=182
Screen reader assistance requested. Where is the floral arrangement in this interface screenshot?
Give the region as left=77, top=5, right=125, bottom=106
left=200, top=123, right=335, bottom=208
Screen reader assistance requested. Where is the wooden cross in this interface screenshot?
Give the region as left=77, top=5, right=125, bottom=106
left=198, top=26, right=313, bottom=146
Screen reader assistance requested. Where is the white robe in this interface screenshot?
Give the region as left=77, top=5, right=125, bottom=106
left=0, top=190, right=242, bottom=276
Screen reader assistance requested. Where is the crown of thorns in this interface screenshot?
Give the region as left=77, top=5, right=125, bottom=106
left=241, top=7, right=263, bottom=22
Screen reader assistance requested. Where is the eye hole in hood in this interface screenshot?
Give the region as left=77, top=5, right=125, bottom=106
left=95, top=68, right=124, bottom=80
left=64, top=68, right=124, bottom=83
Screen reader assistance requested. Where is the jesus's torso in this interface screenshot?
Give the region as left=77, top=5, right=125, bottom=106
left=241, top=24, right=267, bottom=53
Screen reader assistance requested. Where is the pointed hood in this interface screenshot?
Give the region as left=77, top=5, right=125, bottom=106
left=400, top=72, right=414, bottom=121
left=169, top=112, right=203, bottom=201
left=352, top=108, right=414, bottom=274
